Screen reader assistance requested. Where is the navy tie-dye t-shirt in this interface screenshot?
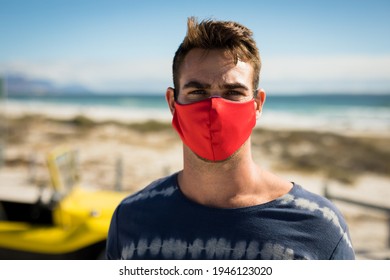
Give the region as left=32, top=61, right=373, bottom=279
left=107, top=173, right=355, bottom=260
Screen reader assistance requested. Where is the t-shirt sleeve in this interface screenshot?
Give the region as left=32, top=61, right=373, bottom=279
left=106, top=205, right=120, bottom=260
left=330, top=229, right=355, bottom=260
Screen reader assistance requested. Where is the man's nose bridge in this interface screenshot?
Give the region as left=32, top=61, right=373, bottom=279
left=209, top=95, right=224, bottom=112
left=209, top=95, right=222, bottom=109
left=207, top=85, right=225, bottom=98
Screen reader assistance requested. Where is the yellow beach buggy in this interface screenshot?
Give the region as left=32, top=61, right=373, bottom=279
left=0, top=147, right=127, bottom=259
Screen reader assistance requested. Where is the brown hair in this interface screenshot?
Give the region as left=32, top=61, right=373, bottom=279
left=172, top=17, right=261, bottom=99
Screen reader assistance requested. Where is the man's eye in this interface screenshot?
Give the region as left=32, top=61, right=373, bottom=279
left=226, top=91, right=242, bottom=96
left=226, top=91, right=244, bottom=99
left=189, top=90, right=207, bottom=95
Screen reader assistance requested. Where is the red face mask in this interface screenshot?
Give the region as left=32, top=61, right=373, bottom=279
left=172, top=97, right=256, bottom=162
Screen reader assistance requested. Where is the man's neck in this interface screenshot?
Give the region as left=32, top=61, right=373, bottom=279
left=177, top=144, right=292, bottom=209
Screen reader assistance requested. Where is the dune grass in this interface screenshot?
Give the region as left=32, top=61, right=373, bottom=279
left=5, top=114, right=390, bottom=184
left=252, top=128, right=390, bottom=184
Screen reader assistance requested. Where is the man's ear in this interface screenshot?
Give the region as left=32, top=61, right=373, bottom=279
left=254, top=89, right=266, bottom=119
left=166, top=87, right=176, bottom=115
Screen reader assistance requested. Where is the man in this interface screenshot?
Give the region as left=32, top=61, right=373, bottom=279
left=107, top=17, right=355, bottom=260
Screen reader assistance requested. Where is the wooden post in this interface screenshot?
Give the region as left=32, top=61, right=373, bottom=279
left=0, top=76, right=5, bottom=168
left=115, top=156, right=123, bottom=191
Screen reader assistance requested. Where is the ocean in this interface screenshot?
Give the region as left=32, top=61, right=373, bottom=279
left=3, top=93, right=390, bottom=134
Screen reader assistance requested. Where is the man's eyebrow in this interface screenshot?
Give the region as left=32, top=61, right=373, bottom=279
left=223, top=83, right=249, bottom=91
left=183, top=81, right=249, bottom=91
left=183, top=81, right=211, bottom=89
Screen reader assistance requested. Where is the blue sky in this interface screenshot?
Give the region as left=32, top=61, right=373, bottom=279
left=0, top=0, right=389, bottom=94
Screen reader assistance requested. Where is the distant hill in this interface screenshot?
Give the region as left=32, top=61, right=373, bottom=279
left=4, top=74, right=91, bottom=95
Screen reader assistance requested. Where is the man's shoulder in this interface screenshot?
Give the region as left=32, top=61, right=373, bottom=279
left=278, top=183, right=346, bottom=219
left=287, top=183, right=337, bottom=206
left=119, top=172, right=179, bottom=206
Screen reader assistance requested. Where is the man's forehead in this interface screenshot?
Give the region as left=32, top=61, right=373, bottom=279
left=180, top=53, right=253, bottom=85
left=183, top=48, right=239, bottom=67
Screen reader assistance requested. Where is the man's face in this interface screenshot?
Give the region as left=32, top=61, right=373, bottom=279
left=177, top=48, right=255, bottom=104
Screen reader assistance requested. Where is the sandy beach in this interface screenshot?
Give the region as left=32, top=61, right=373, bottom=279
left=1, top=103, right=390, bottom=260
